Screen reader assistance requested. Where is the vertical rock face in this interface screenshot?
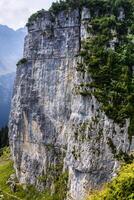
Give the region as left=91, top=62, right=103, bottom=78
left=9, top=8, right=133, bottom=200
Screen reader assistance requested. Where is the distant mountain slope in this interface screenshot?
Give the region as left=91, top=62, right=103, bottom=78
left=0, top=25, right=26, bottom=127
left=0, top=73, right=15, bottom=128
left=0, top=25, right=26, bottom=75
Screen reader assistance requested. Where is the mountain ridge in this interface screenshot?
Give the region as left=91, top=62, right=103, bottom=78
left=0, top=24, right=26, bottom=127
left=0, top=25, right=26, bottom=75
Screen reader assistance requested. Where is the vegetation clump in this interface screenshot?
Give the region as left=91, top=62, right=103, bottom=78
left=107, top=138, right=134, bottom=163
left=17, top=58, right=27, bottom=66
left=38, top=160, right=69, bottom=200
left=49, top=0, right=110, bottom=14
left=26, top=9, right=45, bottom=26
left=87, top=163, right=134, bottom=200
left=78, top=0, right=134, bottom=140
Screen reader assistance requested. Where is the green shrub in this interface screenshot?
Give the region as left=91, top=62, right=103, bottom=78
left=49, top=0, right=102, bottom=14
left=26, top=9, right=45, bottom=26
left=87, top=163, right=134, bottom=200
left=17, top=58, right=27, bottom=66
left=0, top=147, right=11, bottom=159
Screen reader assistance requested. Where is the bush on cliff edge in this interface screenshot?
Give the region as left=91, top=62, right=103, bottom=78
left=87, top=163, right=134, bottom=200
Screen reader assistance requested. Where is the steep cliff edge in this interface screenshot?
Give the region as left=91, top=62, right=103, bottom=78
left=9, top=1, right=134, bottom=200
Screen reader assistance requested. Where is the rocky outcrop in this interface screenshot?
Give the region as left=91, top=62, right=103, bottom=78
left=9, top=7, right=133, bottom=200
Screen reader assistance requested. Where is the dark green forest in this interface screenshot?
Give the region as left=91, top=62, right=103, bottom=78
left=0, top=126, right=9, bottom=150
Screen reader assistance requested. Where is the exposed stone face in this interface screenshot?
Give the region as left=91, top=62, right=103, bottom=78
left=9, top=8, right=133, bottom=200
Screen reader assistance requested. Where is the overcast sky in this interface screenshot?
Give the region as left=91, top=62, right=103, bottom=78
left=0, top=0, right=56, bottom=30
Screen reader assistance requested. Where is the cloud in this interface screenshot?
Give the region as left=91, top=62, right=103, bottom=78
left=0, top=0, right=56, bottom=30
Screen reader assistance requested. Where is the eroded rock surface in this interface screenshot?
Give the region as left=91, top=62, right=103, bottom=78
left=9, top=8, right=133, bottom=200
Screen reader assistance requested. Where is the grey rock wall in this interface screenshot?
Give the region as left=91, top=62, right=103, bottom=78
left=9, top=8, right=132, bottom=200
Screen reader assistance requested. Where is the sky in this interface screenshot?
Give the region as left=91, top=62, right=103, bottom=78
left=0, top=0, right=56, bottom=30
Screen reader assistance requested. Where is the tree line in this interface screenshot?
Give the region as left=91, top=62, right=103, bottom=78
left=0, top=126, right=9, bottom=149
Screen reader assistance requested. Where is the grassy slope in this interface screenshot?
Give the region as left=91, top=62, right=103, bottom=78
left=0, top=147, right=68, bottom=200
left=0, top=147, right=53, bottom=200
left=0, top=148, right=16, bottom=199
left=0, top=150, right=134, bottom=200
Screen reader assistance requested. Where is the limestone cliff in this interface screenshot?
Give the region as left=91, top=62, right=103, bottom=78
left=9, top=5, right=134, bottom=200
